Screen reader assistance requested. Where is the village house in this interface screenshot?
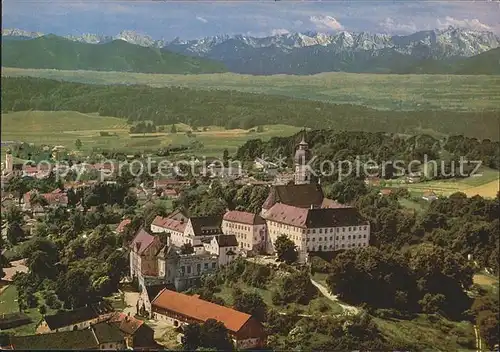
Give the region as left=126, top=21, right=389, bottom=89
left=422, top=190, right=438, bottom=202
left=207, top=161, right=244, bottom=179
left=263, top=203, right=370, bottom=262
left=107, top=312, right=157, bottom=349
left=153, top=178, right=190, bottom=190
left=254, top=157, right=279, bottom=176
left=36, top=301, right=114, bottom=334
left=22, top=189, right=68, bottom=213
left=202, top=234, right=239, bottom=266
left=11, top=322, right=126, bottom=350
left=151, top=211, right=223, bottom=247
left=160, top=188, right=179, bottom=199
left=151, top=289, right=267, bottom=349
left=379, top=188, right=394, bottom=196
left=115, top=218, right=131, bottom=234
left=222, top=211, right=267, bottom=255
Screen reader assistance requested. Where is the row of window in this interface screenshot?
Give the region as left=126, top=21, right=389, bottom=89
left=225, top=222, right=252, bottom=232
left=180, top=262, right=217, bottom=274
left=309, top=242, right=368, bottom=251
left=307, top=226, right=368, bottom=234
left=270, top=222, right=368, bottom=234
left=307, top=234, right=368, bottom=242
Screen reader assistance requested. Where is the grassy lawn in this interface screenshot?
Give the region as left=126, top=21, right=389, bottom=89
left=0, top=285, right=58, bottom=336
left=1, top=110, right=302, bottom=158
left=4, top=68, right=500, bottom=112
left=473, top=272, right=499, bottom=296
left=374, top=314, right=476, bottom=351
left=398, top=198, right=429, bottom=213
left=214, top=278, right=343, bottom=316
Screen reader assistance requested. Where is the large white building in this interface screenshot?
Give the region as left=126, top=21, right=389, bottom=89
left=221, top=211, right=267, bottom=255
left=264, top=203, right=370, bottom=262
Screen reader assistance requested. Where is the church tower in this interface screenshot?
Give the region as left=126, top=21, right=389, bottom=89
left=294, top=133, right=311, bottom=185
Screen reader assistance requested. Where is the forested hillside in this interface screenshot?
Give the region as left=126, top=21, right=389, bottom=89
left=1, top=35, right=227, bottom=74
left=236, top=130, right=500, bottom=174
left=2, top=77, right=499, bottom=140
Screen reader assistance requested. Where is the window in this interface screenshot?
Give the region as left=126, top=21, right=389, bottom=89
left=336, top=236, right=339, bottom=240
left=204, top=263, right=208, bottom=269
left=312, top=229, right=316, bottom=234
left=319, top=229, right=323, bottom=233
left=363, top=234, right=367, bottom=238
left=197, top=264, right=201, bottom=272
left=212, top=262, right=216, bottom=268
left=348, top=227, right=351, bottom=231
left=319, top=237, right=322, bottom=241
left=348, top=235, right=351, bottom=240
left=329, top=237, right=333, bottom=241
left=342, top=228, right=345, bottom=232
left=306, top=238, right=310, bottom=242
left=187, top=266, right=191, bottom=274
left=342, top=236, right=345, bottom=240
left=364, top=226, right=367, bottom=230
left=336, top=228, right=339, bottom=233
left=312, top=238, right=316, bottom=242
left=358, top=235, right=362, bottom=239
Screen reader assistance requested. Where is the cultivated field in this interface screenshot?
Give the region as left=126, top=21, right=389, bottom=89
left=0, top=110, right=302, bottom=157
left=385, top=167, right=500, bottom=199
left=3, top=67, right=500, bottom=112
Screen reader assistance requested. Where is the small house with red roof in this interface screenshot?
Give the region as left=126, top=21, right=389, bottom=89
left=115, top=219, right=131, bottom=234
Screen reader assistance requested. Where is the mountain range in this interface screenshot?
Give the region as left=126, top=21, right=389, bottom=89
left=1, top=35, right=226, bottom=74
left=3, top=27, right=500, bottom=75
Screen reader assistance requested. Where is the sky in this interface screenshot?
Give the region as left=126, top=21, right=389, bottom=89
left=3, top=0, right=500, bottom=40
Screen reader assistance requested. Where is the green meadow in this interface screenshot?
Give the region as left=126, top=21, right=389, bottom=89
left=0, top=110, right=302, bottom=157
left=3, top=67, right=500, bottom=112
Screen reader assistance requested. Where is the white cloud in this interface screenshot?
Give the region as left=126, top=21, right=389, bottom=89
left=309, top=15, right=343, bottom=31
left=270, top=28, right=290, bottom=36
left=196, top=16, right=208, bottom=23
left=437, top=16, right=492, bottom=31
left=378, top=17, right=417, bottom=33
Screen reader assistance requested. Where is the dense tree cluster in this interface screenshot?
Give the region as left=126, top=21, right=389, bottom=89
left=237, top=130, right=500, bottom=176
left=3, top=77, right=499, bottom=139
left=173, top=181, right=268, bottom=216
left=326, top=244, right=474, bottom=318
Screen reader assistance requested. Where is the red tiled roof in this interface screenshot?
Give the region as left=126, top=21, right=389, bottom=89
left=264, top=203, right=368, bottom=229
left=107, top=312, right=144, bottom=335
left=379, top=189, right=393, bottom=196
left=151, top=216, right=187, bottom=233
left=163, top=189, right=178, bottom=196
left=130, top=228, right=156, bottom=255
left=155, top=179, right=190, bottom=188
left=223, top=211, right=265, bottom=225
left=152, top=289, right=251, bottom=333
left=24, top=191, right=68, bottom=205
left=116, top=219, right=131, bottom=233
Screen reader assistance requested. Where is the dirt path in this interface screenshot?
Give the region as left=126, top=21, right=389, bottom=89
left=310, top=278, right=359, bottom=315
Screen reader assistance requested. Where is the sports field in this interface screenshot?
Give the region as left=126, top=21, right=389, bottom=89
left=3, top=67, right=500, bottom=112
left=0, top=110, right=302, bottom=157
